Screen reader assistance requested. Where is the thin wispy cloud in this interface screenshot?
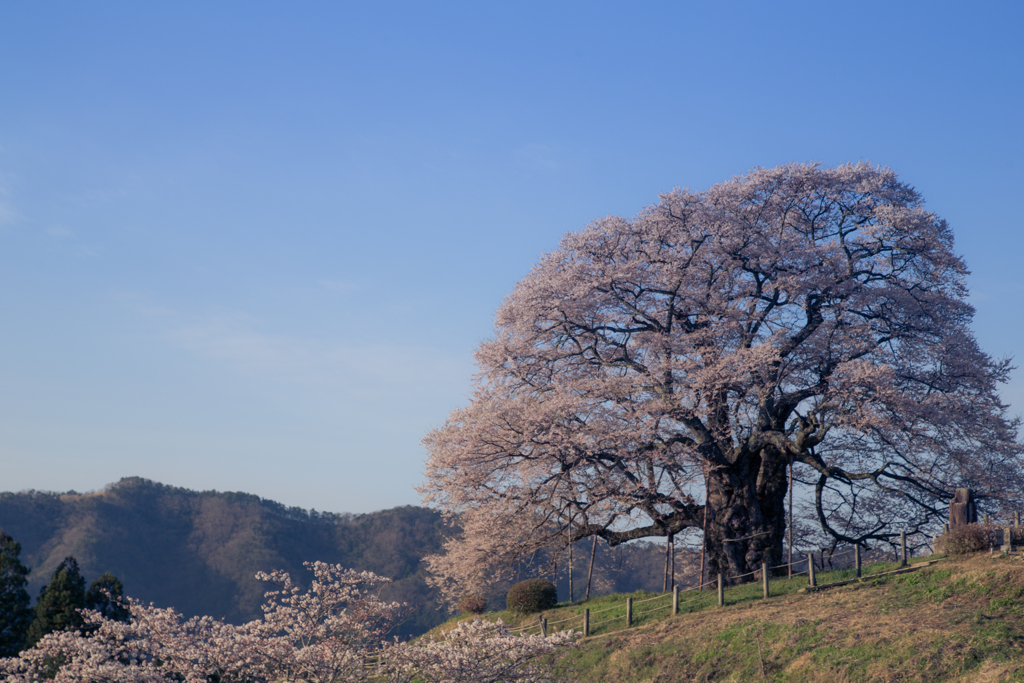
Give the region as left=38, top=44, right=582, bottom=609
left=148, top=308, right=470, bottom=401
left=55, top=186, right=130, bottom=206
left=318, top=279, right=362, bottom=293
left=43, top=224, right=101, bottom=257
left=0, top=186, right=17, bottom=227
left=47, top=225, right=74, bottom=238
left=513, top=143, right=562, bottom=173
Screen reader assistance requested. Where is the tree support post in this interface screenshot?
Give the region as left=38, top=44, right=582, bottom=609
left=583, top=609, right=589, bottom=637
left=717, top=573, right=724, bottom=607
left=585, top=535, right=597, bottom=600
left=567, top=512, right=573, bottom=604
left=808, top=553, right=816, bottom=588
left=762, top=562, right=769, bottom=599
left=900, top=531, right=907, bottom=567
left=626, top=597, right=632, bottom=627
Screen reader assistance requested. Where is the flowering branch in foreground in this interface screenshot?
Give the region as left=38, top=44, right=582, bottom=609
left=0, top=562, right=574, bottom=683
left=383, top=618, right=575, bottom=683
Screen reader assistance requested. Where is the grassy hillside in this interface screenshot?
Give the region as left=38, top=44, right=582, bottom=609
left=436, top=553, right=1024, bottom=682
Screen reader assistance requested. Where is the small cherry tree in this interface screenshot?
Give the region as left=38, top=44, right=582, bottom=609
left=251, top=562, right=405, bottom=683
left=421, top=162, right=1023, bottom=586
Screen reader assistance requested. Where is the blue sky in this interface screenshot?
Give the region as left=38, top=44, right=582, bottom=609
left=1, top=2, right=1021, bottom=513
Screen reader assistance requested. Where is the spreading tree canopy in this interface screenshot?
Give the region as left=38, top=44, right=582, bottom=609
left=0, top=532, right=32, bottom=657
left=422, top=163, right=1023, bottom=590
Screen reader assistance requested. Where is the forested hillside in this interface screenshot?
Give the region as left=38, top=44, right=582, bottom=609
left=0, top=478, right=447, bottom=637
left=0, top=478, right=682, bottom=639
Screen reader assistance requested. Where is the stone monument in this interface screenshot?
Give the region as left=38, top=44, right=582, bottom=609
left=949, top=488, right=977, bottom=529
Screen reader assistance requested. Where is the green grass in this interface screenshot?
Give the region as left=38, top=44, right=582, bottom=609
left=429, top=552, right=1024, bottom=682
left=431, top=554, right=941, bottom=639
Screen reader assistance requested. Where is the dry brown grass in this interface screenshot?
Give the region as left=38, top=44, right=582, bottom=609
left=550, top=553, right=1024, bottom=682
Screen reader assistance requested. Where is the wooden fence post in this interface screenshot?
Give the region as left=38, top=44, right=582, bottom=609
left=583, top=609, right=589, bottom=637
left=900, top=531, right=907, bottom=567
left=673, top=585, right=679, bottom=616
left=539, top=615, right=546, bottom=637
left=626, top=597, right=632, bottom=627
left=808, top=553, right=816, bottom=588
left=855, top=545, right=861, bottom=578
left=762, top=562, right=769, bottom=599
left=717, top=573, right=724, bottom=607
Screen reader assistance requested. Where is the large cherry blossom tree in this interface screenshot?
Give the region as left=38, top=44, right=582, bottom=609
left=421, top=162, right=1023, bottom=585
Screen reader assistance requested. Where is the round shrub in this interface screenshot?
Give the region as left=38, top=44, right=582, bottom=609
left=506, top=578, right=557, bottom=614
left=458, top=594, right=487, bottom=615
left=938, top=523, right=989, bottom=556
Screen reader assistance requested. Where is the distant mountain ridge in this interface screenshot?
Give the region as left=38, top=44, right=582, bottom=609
left=0, top=478, right=447, bottom=638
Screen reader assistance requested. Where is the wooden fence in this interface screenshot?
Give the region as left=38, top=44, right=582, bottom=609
left=507, top=537, right=940, bottom=639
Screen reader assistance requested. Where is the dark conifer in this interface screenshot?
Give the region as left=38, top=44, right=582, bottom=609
left=85, top=572, right=129, bottom=622
left=24, top=556, right=86, bottom=648
left=0, top=531, right=33, bottom=656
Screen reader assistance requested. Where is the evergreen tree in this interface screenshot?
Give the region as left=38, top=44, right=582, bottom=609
left=24, top=556, right=86, bottom=648
left=0, top=531, right=32, bottom=656
left=85, top=572, right=128, bottom=622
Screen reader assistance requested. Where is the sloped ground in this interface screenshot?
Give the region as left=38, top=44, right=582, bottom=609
left=438, top=553, right=1024, bottom=682
left=558, top=554, right=1024, bottom=682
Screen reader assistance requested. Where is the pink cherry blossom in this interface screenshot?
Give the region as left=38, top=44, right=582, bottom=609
left=421, top=162, right=1022, bottom=589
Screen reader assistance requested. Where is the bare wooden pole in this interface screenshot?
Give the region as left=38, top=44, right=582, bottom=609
left=585, top=535, right=597, bottom=600
left=663, top=531, right=670, bottom=592
left=788, top=454, right=794, bottom=579
left=700, top=471, right=709, bottom=588
left=670, top=532, right=675, bottom=590
left=568, top=512, right=573, bottom=603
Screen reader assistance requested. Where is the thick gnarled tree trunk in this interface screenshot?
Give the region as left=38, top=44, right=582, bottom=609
left=704, top=449, right=789, bottom=582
